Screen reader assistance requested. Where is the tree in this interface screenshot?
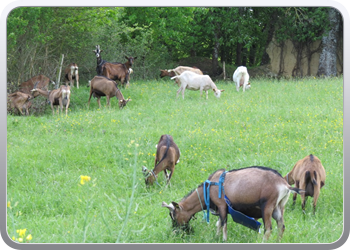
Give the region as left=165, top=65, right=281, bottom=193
left=317, top=7, right=341, bottom=77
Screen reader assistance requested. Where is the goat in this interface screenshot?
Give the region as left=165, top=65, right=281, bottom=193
left=142, top=134, right=180, bottom=186
left=88, top=76, right=131, bottom=109
left=31, top=85, right=71, bottom=115
left=64, top=63, right=79, bottom=88
left=93, top=45, right=107, bottom=75
left=233, top=66, right=251, bottom=92
left=162, top=166, right=304, bottom=242
left=160, top=66, right=203, bottom=78
left=284, top=154, right=326, bottom=213
left=101, top=56, right=137, bottom=88
left=171, top=71, right=224, bottom=99
left=7, top=91, right=33, bottom=115
left=18, top=74, right=55, bottom=98
left=160, top=66, right=203, bottom=86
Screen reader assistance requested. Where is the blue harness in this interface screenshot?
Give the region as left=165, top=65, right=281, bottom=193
left=203, top=170, right=262, bottom=232
left=203, top=171, right=227, bottom=223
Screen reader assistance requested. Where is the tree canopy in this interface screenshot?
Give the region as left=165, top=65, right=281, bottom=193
left=6, top=7, right=341, bottom=84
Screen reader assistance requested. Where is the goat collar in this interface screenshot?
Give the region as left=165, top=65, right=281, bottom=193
left=145, top=169, right=161, bottom=187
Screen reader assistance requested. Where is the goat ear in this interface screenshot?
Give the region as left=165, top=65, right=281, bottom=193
left=221, top=89, right=225, bottom=92
left=125, top=56, right=129, bottom=60
left=134, top=57, right=137, bottom=60
left=162, top=202, right=175, bottom=211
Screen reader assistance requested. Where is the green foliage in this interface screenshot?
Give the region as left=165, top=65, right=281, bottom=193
left=275, top=7, right=329, bottom=43
left=6, top=7, right=336, bottom=83
left=7, top=77, right=343, bottom=243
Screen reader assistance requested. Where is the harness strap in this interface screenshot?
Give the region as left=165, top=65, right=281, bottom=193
left=196, top=188, right=206, bottom=221
left=203, top=171, right=227, bottom=223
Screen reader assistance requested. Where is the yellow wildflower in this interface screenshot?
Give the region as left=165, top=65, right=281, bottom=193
left=26, top=234, right=32, bottom=241
left=18, top=238, right=23, bottom=242
left=17, top=229, right=26, bottom=237
left=80, top=175, right=91, bottom=185
left=7, top=201, right=11, bottom=208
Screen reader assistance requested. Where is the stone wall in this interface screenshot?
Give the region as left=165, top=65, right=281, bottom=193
left=266, top=37, right=343, bottom=77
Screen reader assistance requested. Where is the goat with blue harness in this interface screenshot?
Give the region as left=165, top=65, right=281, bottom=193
left=162, top=166, right=304, bottom=242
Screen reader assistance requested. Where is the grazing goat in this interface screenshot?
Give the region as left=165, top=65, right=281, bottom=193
left=162, top=167, right=304, bottom=242
left=18, top=74, right=55, bottom=98
left=7, top=92, right=33, bottom=115
left=88, top=76, right=131, bottom=109
left=64, top=63, right=79, bottom=88
left=31, top=85, right=71, bottom=116
left=171, top=71, right=224, bottom=99
left=233, top=66, right=250, bottom=92
left=284, top=154, right=326, bottom=213
left=101, top=56, right=137, bottom=88
left=142, top=134, right=180, bottom=186
left=93, top=45, right=107, bottom=75
left=160, top=66, right=203, bottom=78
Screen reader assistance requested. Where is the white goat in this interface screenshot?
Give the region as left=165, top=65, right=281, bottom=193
left=171, top=71, right=224, bottom=99
left=233, top=66, right=251, bottom=92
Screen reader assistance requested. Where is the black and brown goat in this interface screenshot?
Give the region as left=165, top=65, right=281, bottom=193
left=142, top=134, right=180, bottom=186
left=162, top=167, right=304, bottom=242
left=93, top=45, right=107, bottom=75
left=88, top=76, right=131, bottom=109
left=18, top=74, right=55, bottom=98
left=284, top=154, right=326, bottom=213
left=64, top=63, right=79, bottom=88
left=7, top=91, right=33, bottom=115
left=101, top=56, right=137, bottom=88
left=31, top=85, right=71, bottom=116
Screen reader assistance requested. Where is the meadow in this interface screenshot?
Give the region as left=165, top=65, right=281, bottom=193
left=6, top=76, right=343, bottom=244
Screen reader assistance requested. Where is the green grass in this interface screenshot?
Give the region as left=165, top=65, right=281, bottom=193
left=7, top=77, right=343, bottom=243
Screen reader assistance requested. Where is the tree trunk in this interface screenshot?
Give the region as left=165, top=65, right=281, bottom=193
left=212, top=37, right=220, bottom=76
left=317, top=8, right=340, bottom=77
left=236, top=43, right=242, bottom=66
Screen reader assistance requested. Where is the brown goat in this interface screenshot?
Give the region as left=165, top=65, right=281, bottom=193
left=7, top=92, right=33, bottom=115
left=142, top=134, right=180, bottom=186
left=64, top=63, right=79, bottom=88
left=88, top=76, right=131, bottom=109
left=18, top=74, right=55, bottom=98
left=101, top=56, right=137, bottom=88
left=31, top=85, right=71, bottom=115
left=162, top=167, right=304, bottom=242
left=284, top=154, right=326, bottom=213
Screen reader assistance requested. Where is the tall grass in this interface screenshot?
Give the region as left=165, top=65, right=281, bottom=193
left=7, top=77, right=343, bottom=243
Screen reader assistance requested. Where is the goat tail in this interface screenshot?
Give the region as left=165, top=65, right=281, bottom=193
left=289, top=187, right=305, bottom=194
left=155, top=135, right=171, bottom=168
left=305, top=170, right=318, bottom=186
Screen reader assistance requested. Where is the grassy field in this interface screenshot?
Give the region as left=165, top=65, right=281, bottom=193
left=7, top=76, right=343, bottom=244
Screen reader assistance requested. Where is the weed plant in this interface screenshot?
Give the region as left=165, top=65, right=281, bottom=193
left=7, top=77, right=343, bottom=243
